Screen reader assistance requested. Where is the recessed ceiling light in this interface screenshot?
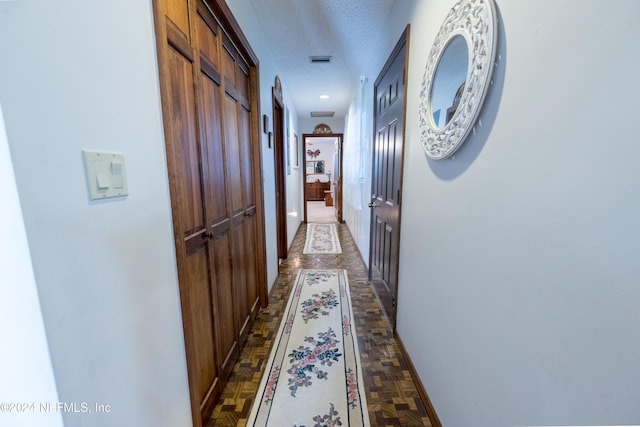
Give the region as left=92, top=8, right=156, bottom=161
left=320, top=94, right=329, bottom=99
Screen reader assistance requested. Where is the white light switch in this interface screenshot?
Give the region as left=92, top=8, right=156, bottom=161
left=96, top=173, right=111, bottom=190
left=110, top=161, right=124, bottom=188
left=82, top=150, right=128, bottom=200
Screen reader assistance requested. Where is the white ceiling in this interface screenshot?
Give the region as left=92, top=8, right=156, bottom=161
left=249, top=0, right=396, bottom=119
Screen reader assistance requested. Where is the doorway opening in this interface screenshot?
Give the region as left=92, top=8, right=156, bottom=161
left=303, top=133, right=343, bottom=223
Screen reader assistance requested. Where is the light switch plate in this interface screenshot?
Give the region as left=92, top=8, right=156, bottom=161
left=82, top=150, right=128, bottom=200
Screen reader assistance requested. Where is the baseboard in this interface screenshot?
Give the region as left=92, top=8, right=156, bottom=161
left=395, top=332, right=442, bottom=427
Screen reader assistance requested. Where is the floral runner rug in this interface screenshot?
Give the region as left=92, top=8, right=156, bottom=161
left=303, top=223, right=342, bottom=254
left=246, top=269, right=370, bottom=427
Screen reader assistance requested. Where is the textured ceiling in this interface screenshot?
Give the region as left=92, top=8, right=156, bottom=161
left=249, top=0, right=395, bottom=119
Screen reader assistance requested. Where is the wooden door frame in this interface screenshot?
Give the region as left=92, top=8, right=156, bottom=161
left=272, top=91, right=288, bottom=259
left=302, top=133, right=343, bottom=223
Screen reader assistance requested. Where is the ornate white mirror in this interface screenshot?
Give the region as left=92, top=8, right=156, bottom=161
left=419, top=0, right=498, bottom=160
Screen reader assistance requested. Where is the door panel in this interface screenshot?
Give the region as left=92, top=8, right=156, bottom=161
left=240, top=103, right=260, bottom=313
left=165, top=0, right=189, bottom=37
left=201, top=73, right=227, bottom=223
left=231, top=219, right=250, bottom=337
left=369, top=33, right=408, bottom=330
left=168, top=48, right=204, bottom=235
left=185, top=249, right=217, bottom=400
left=241, top=106, right=255, bottom=208
left=196, top=13, right=218, bottom=63
left=209, top=233, right=236, bottom=376
left=224, top=96, right=243, bottom=215
left=244, top=216, right=259, bottom=311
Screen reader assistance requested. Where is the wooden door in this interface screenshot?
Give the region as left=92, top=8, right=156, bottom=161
left=333, top=137, right=343, bottom=222
left=152, top=0, right=267, bottom=425
left=273, top=94, right=287, bottom=259
left=368, top=28, right=409, bottom=330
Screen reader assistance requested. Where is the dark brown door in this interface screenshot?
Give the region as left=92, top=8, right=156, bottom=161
left=152, top=0, right=267, bottom=425
left=369, top=28, right=409, bottom=330
left=273, top=95, right=288, bottom=259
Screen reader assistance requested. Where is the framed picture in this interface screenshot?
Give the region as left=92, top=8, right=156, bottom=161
left=293, top=134, right=299, bottom=168
left=285, top=107, right=291, bottom=175
left=306, top=160, right=324, bottom=175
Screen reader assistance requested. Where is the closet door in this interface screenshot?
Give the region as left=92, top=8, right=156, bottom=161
left=221, top=39, right=260, bottom=346
left=152, top=0, right=266, bottom=425
left=158, top=15, right=225, bottom=426
left=238, top=62, right=261, bottom=329
left=196, top=7, right=238, bottom=381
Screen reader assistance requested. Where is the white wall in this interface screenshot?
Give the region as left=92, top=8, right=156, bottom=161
left=0, top=103, right=63, bottom=427
left=0, top=1, right=192, bottom=426
left=284, top=110, right=304, bottom=248
left=343, top=0, right=640, bottom=426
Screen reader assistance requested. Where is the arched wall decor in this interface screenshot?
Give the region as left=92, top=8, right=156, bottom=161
left=419, top=0, right=498, bottom=160
left=313, top=123, right=332, bottom=134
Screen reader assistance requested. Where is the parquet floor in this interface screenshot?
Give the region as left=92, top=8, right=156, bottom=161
left=208, top=223, right=432, bottom=426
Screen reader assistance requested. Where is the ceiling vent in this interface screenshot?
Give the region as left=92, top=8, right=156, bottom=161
left=309, top=55, right=332, bottom=63
left=310, top=111, right=335, bottom=117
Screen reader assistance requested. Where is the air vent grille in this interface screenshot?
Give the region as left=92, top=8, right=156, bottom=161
left=309, top=55, right=332, bottom=63
left=310, top=111, right=335, bottom=117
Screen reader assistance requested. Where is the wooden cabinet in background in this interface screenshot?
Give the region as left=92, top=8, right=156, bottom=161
left=305, top=179, right=330, bottom=201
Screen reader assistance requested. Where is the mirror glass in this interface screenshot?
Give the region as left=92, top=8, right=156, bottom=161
left=430, top=35, right=469, bottom=128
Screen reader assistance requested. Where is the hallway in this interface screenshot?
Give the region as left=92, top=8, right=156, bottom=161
left=307, top=201, right=338, bottom=223
left=209, top=223, right=432, bottom=426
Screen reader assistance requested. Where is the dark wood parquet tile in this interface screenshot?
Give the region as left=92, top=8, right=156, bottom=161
left=208, top=223, right=432, bottom=426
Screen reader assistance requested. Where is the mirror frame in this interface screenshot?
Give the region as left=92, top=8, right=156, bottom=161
left=419, top=0, right=498, bottom=160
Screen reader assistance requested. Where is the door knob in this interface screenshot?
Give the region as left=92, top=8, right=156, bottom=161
left=368, top=201, right=379, bottom=208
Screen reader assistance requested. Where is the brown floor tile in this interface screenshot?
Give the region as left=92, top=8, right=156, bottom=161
left=208, top=223, right=431, bottom=426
